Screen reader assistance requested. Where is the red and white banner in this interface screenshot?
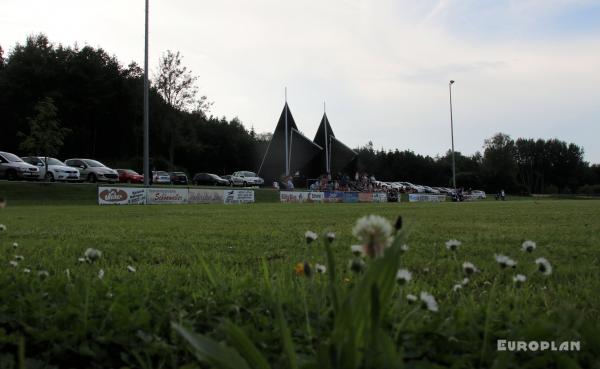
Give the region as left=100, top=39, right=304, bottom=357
left=146, top=188, right=189, bottom=204
left=98, top=187, right=146, bottom=205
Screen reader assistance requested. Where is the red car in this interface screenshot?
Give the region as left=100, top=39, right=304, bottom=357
left=116, top=169, right=144, bottom=184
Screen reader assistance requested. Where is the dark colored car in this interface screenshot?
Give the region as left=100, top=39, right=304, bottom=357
left=192, top=173, right=229, bottom=186
left=169, top=171, right=188, bottom=185
left=117, top=169, right=144, bottom=184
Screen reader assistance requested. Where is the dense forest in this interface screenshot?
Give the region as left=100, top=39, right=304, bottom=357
left=1, top=34, right=599, bottom=194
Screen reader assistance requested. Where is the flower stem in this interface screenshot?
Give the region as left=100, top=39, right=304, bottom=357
left=479, top=275, right=497, bottom=368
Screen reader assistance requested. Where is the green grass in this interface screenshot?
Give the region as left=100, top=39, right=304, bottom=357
left=0, top=192, right=599, bottom=368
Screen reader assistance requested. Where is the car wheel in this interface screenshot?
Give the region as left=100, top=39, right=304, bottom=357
left=6, top=170, right=17, bottom=181
left=88, top=173, right=97, bottom=183
left=46, top=172, right=55, bottom=182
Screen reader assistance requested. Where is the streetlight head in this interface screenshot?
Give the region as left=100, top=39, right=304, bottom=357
left=450, top=80, right=455, bottom=85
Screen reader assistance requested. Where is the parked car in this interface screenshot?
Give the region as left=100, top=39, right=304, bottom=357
left=422, top=185, right=440, bottom=194
left=64, top=158, right=119, bottom=183
left=192, top=173, right=229, bottom=186
left=471, top=190, right=487, bottom=199
left=0, top=151, right=40, bottom=180
left=152, top=171, right=172, bottom=184
left=117, top=169, right=144, bottom=184
left=22, top=156, right=80, bottom=182
left=222, top=174, right=244, bottom=186
left=169, top=171, right=188, bottom=185
left=232, top=171, right=264, bottom=186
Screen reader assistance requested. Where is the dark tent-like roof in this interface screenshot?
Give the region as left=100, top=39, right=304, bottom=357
left=307, top=113, right=357, bottom=177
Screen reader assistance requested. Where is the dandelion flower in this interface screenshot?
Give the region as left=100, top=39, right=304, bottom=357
left=535, top=258, right=552, bottom=276
left=462, top=262, right=477, bottom=275
left=350, top=245, right=364, bottom=257
left=420, top=291, right=439, bottom=312
left=12, top=242, right=18, bottom=249
left=304, top=231, right=318, bottom=244
left=315, top=263, right=327, bottom=274
left=445, top=239, right=461, bottom=251
left=349, top=258, right=365, bottom=273
left=395, top=268, right=412, bottom=285
left=406, top=294, right=418, bottom=304
left=400, top=244, right=409, bottom=253
left=294, top=262, right=304, bottom=276
left=325, top=232, right=336, bottom=243
left=78, top=257, right=86, bottom=263
left=23, top=268, right=31, bottom=274
left=38, top=270, right=49, bottom=279
left=513, top=274, right=527, bottom=286
left=98, top=269, right=105, bottom=279
left=127, top=265, right=136, bottom=273
left=14, top=255, right=24, bottom=261
left=9, top=260, right=18, bottom=267
left=452, top=284, right=463, bottom=292
left=494, top=254, right=517, bottom=268
left=84, top=248, right=102, bottom=262
left=352, top=215, right=393, bottom=258
left=522, top=240, right=536, bottom=253
left=461, top=278, right=470, bottom=286
left=0, top=224, right=6, bottom=232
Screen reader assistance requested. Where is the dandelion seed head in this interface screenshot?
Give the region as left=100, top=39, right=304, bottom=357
left=352, top=215, right=393, bottom=258
left=350, top=245, right=364, bottom=257
left=127, top=265, right=136, bottom=273
left=315, top=263, right=327, bottom=274
left=400, top=244, right=409, bottom=253
left=420, top=291, right=439, bottom=312
left=14, top=255, right=24, bottom=261
left=12, top=242, right=18, bottom=249
left=325, top=232, right=336, bottom=242
left=395, top=268, right=412, bottom=285
left=9, top=260, right=18, bottom=267
left=535, top=258, right=552, bottom=276
left=304, top=231, right=318, bottom=244
left=452, top=284, right=463, bottom=292
left=38, top=270, right=49, bottom=279
left=521, top=240, right=536, bottom=253
left=0, top=224, right=6, bottom=232
left=461, top=278, right=470, bottom=286
left=23, top=268, right=31, bottom=274
left=494, top=254, right=517, bottom=269
left=98, top=269, right=105, bottom=279
left=84, top=248, right=102, bottom=262
left=513, top=274, right=527, bottom=286
left=462, top=262, right=477, bottom=275
left=445, top=239, right=461, bottom=251
left=406, top=294, right=418, bottom=304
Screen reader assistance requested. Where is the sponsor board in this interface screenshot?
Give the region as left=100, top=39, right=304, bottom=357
left=147, top=188, right=189, bottom=204
left=408, top=194, right=446, bottom=202
left=324, top=191, right=344, bottom=203
left=343, top=192, right=359, bottom=203
left=224, top=189, right=255, bottom=204
left=98, top=187, right=146, bottom=205
left=372, top=192, right=388, bottom=203
left=188, top=189, right=224, bottom=204
left=280, top=191, right=310, bottom=203
left=308, top=192, right=324, bottom=202
left=358, top=192, right=373, bottom=203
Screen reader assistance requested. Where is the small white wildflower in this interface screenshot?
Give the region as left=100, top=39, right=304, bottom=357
left=395, top=268, right=412, bottom=285
left=521, top=240, right=536, bottom=253
left=127, top=265, right=136, bottom=273
left=65, top=269, right=71, bottom=279
left=106, top=292, right=113, bottom=298
left=452, top=284, right=463, bottom=292
left=350, top=244, right=364, bottom=257
left=23, top=268, right=31, bottom=274
left=304, top=231, right=318, bottom=244
left=462, top=262, right=477, bottom=275
left=494, top=254, right=517, bottom=269
left=38, top=270, right=49, bottom=279
left=445, top=239, right=461, bottom=251
left=78, top=257, right=86, bottom=263
left=422, top=267, right=430, bottom=274
left=352, top=215, right=393, bottom=258
left=0, top=224, right=6, bottom=232
left=535, top=258, right=552, bottom=276
left=98, top=269, right=105, bottom=279
left=420, top=291, right=439, bottom=312
left=461, top=278, right=470, bottom=286
left=406, top=294, right=418, bottom=304
left=84, top=248, right=102, bottom=262
left=325, top=232, right=336, bottom=242
left=12, top=242, right=18, bottom=249
left=14, top=255, right=24, bottom=261
left=400, top=244, right=409, bottom=253
left=9, top=260, right=18, bottom=267
left=513, top=274, right=527, bottom=286
left=315, top=263, right=327, bottom=274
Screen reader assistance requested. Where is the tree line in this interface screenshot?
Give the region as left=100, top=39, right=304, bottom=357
left=1, top=34, right=599, bottom=194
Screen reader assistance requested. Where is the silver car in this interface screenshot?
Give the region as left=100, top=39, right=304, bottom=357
left=22, top=156, right=80, bottom=182
left=0, top=151, right=40, bottom=180
left=64, top=158, right=118, bottom=183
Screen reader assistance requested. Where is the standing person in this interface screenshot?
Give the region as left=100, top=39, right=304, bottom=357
left=501, top=189, right=506, bottom=201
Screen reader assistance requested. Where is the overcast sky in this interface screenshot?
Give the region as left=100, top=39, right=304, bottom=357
left=2, top=0, right=599, bottom=162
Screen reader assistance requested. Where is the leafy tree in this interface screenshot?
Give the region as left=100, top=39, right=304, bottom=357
left=482, top=133, right=517, bottom=192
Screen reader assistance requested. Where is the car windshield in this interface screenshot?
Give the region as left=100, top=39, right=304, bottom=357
left=124, top=169, right=139, bottom=175
left=243, top=171, right=256, bottom=177
left=157, top=171, right=168, bottom=176
left=46, top=158, right=65, bottom=166
left=208, top=174, right=220, bottom=179
left=172, top=172, right=185, bottom=176
left=2, top=153, right=24, bottom=162
left=83, top=159, right=105, bottom=167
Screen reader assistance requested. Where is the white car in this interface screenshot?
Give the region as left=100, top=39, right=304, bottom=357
left=471, top=190, right=487, bottom=199
left=22, top=156, right=80, bottom=182
left=152, top=171, right=172, bottom=184
left=0, top=151, right=40, bottom=180
left=232, top=171, right=264, bottom=187
left=64, top=158, right=119, bottom=183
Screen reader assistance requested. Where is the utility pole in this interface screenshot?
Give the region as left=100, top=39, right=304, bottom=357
left=143, top=0, right=150, bottom=187
left=449, top=80, right=456, bottom=190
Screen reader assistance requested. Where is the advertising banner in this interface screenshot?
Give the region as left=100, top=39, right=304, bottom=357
left=408, top=194, right=446, bottom=202
left=280, top=191, right=310, bottom=203
left=324, top=191, right=344, bottom=203
left=343, top=192, right=359, bottom=203
left=146, top=188, right=189, bottom=204
left=358, top=192, right=373, bottom=203
left=308, top=192, right=324, bottom=202
left=188, top=189, right=224, bottom=204
left=98, top=187, right=146, bottom=205
left=224, top=189, right=255, bottom=204
left=372, top=192, right=388, bottom=203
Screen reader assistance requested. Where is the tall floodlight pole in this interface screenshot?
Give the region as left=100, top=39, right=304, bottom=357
left=284, top=87, right=289, bottom=176
left=449, top=80, right=456, bottom=191
left=323, top=101, right=329, bottom=174
left=143, top=0, right=150, bottom=187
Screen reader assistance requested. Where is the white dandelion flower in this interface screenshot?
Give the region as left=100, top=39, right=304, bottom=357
left=452, top=284, right=463, bottom=292
left=12, top=242, right=18, bottom=249
left=513, top=274, right=527, bottom=286
left=461, top=278, right=470, bottom=286
left=304, top=231, right=318, bottom=244
left=406, top=294, right=418, bottom=304
left=352, top=215, right=393, bottom=258
left=395, top=268, right=412, bottom=285
left=315, top=263, right=327, bottom=274
left=521, top=240, right=536, bottom=253
left=14, top=255, right=24, bottom=261
left=535, top=258, right=552, bottom=276
left=127, top=265, right=136, bottom=273
left=445, top=239, right=461, bottom=251
left=9, top=260, right=18, bottom=267
left=84, top=248, right=102, bottom=262
left=350, top=245, right=364, bottom=257
left=38, top=270, right=49, bottom=279
left=462, top=262, right=478, bottom=275
left=0, top=224, right=6, bottom=232
left=325, top=232, right=336, bottom=242
left=98, top=269, right=105, bottom=279
left=400, top=244, right=409, bottom=253
left=420, top=291, right=439, bottom=312
left=494, top=254, right=517, bottom=269
left=78, top=257, right=86, bottom=263
left=23, top=268, right=31, bottom=274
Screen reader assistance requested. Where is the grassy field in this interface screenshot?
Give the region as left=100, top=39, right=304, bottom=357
left=0, top=185, right=599, bottom=368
